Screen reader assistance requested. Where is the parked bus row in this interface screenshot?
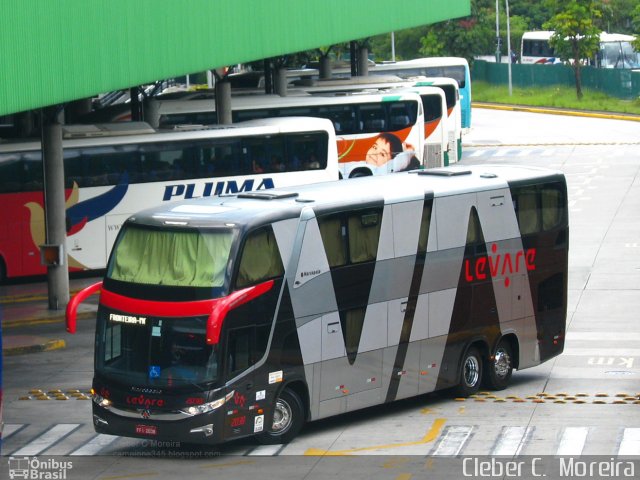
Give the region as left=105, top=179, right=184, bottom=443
left=66, top=164, right=568, bottom=446
left=330, top=57, right=472, bottom=131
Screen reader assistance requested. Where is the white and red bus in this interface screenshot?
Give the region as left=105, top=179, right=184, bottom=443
left=67, top=164, right=568, bottom=445
left=0, top=117, right=339, bottom=281
left=149, top=92, right=426, bottom=179
left=298, top=77, right=460, bottom=166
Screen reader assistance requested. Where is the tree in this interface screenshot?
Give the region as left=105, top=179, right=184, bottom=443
left=633, top=4, right=640, bottom=52
left=418, top=0, right=496, bottom=65
left=543, top=0, right=602, bottom=99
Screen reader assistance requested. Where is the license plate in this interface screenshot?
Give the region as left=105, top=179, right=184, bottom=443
left=135, top=424, right=157, bottom=436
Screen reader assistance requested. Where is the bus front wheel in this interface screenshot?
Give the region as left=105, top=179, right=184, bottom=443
left=257, top=388, right=304, bottom=445
left=453, top=346, right=482, bottom=397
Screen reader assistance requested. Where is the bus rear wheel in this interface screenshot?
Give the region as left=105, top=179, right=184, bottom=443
left=483, top=339, right=513, bottom=391
left=453, top=346, right=482, bottom=397
left=257, top=388, right=304, bottom=445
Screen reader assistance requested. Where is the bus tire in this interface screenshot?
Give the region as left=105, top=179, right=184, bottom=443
left=453, top=346, right=482, bottom=397
left=483, top=339, right=513, bottom=391
left=257, top=388, right=304, bottom=445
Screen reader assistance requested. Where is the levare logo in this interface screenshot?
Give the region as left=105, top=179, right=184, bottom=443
left=464, top=243, right=536, bottom=287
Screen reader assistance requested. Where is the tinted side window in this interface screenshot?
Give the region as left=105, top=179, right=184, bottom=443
left=317, top=208, right=382, bottom=267
left=235, top=227, right=284, bottom=289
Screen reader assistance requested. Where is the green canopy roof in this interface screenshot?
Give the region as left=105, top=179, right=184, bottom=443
left=0, top=0, right=469, bottom=116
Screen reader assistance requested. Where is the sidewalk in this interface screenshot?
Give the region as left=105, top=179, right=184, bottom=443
left=1, top=276, right=100, bottom=355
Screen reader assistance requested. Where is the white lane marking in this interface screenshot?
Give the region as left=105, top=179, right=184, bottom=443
left=69, top=433, right=120, bottom=456
left=618, top=428, right=640, bottom=456
left=556, top=427, right=589, bottom=456
left=11, top=424, right=81, bottom=456
left=491, top=426, right=533, bottom=456
left=2, top=424, right=26, bottom=440
left=246, top=444, right=284, bottom=456
left=432, top=425, right=473, bottom=456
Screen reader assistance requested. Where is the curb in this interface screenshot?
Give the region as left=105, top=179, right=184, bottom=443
left=472, top=102, right=640, bottom=122
left=3, top=337, right=66, bottom=356
left=2, top=310, right=96, bottom=329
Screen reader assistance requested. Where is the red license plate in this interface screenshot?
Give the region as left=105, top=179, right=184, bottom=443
left=135, top=424, right=157, bottom=436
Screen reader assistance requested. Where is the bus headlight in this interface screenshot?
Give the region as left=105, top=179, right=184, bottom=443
left=180, top=391, right=234, bottom=416
left=91, top=392, right=112, bottom=408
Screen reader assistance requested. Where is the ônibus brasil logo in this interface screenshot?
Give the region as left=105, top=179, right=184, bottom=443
left=8, top=457, right=72, bottom=479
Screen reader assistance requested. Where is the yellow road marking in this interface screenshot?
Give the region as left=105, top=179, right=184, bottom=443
left=304, top=418, right=446, bottom=456
left=101, top=473, right=158, bottom=480
left=200, top=459, right=255, bottom=469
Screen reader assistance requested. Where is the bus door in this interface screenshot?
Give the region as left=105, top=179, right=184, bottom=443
left=223, top=325, right=257, bottom=438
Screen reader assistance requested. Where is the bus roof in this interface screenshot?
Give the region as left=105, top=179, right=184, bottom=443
left=521, top=31, right=555, bottom=40
left=128, top=165, right=564, bottom=231
left=154, top=91, right=424, bottom=115
left=375, top=57, right=469, bottom=68
left=0, top=116, right=336, bottom=154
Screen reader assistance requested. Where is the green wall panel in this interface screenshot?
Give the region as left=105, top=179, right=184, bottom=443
left=0, top=0, right=469, bottom=116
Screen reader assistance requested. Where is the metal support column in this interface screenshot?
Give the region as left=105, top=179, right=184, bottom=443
left=41, top=107, right=69, bottom=310
left=216, top=80, right=232, bottom=124
left=130, top=87, right=143, bottom=122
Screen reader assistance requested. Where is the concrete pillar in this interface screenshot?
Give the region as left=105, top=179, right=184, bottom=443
left=144, top=98, right=160, bottom=128
left=319, top=57, right=332, bottom=79
left=358, top=47, right=369, bottom=76
left=216, top=80, right=232, bottom=124
left=275, top=68, right=288, bottom=96
left=42, top=110, right=69, bottom=310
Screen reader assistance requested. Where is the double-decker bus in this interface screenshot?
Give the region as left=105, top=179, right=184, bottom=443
left=334, top=57, right=472, bottom=131
left=0, top=117, right=339, bottom=281
left=67, top=164, right=568, bottom=445
left=150, top=92, right=425, bottom=179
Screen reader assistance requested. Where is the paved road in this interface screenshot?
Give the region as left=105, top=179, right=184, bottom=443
left=2, top=108, right=640, bottom=479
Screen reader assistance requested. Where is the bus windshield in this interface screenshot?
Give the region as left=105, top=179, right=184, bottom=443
left=107, top=226, right=234, bottom=288
left=96, top=313, right=221, bottom=388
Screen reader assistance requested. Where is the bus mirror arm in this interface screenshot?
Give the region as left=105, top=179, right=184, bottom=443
left=206, top=279, right=274, bottom=345
left=66, top=281, right=102, bottom=334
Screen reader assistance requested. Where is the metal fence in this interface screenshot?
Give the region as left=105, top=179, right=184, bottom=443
left=472, top=60, right=640, bottom=100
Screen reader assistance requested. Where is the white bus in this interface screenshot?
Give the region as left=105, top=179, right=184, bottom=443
left=520, top=31, right=560, bottom=64
left=149, top=92, right=426, bottom=179
left=333, top=57, right=472, bottom=130
left=521, top=31, right=639, bottom=68
left=0, top=117, right=339, bottom=280
left=67, top=164, right=568, bottom=446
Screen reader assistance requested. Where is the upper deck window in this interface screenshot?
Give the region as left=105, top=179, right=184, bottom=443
left=108, top=226, right=233, bottom=287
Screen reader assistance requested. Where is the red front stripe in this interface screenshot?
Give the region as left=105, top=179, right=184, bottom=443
left=100, top=289, right=215, bottom=317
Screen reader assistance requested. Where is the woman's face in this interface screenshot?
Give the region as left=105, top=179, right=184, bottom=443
left=366, top=137, right=392, bottom=166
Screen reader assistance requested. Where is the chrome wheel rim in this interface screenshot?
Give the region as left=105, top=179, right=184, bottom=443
left=463, top=355, right=480, bottom=387
left=271, top=398, right=292, bottom=433
left=493, top=347, right=511, bottom=379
